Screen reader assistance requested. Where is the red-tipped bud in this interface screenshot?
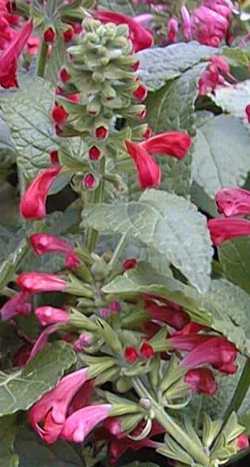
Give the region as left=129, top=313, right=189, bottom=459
left=49, top=150, right=59, bottom=165
left=35, top=306, right=69, bottom=326
left=89, top=146, right=102, bottom=161
left=95, top=126, right=109, bottom=139
left=133, top=82, right=148, bottom=102
left=83, top=173, right=97, bottom=190
left=122, top=258, right=138, bottom=271
left=236, top=434, right=249, bottom=451
left=140, top=341, right=155, bottom=359
left=43, top=26, right=56, bottom=43
left=143, top=127, right=153, bottom=139
left=124, top=346, right=138, bottom=364
left=51, top=103, right=68, bottom=126
left=59, top=67, right=71, bottom=83
left=63, top=27, right=74, bottom=43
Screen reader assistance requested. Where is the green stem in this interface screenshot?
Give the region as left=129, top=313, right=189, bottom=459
left=85, top=158, right=105, bottom=253
left=37, top=40, right=49, bottom=77
left=109, top=231, right=128, bottom=270
left=223, top=358, right=250, bottom=422
left=133, top=377, right=209, bottom=466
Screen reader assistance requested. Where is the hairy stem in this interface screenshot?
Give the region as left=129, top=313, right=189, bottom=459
left=132, top=377, right=209, bottom=466
left=37, top=40, right=49, bottom=77
left=85, top=158, right=105, bottom=253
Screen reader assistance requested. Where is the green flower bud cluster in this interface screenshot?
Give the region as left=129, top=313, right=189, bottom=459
left=56, top=19, right=148, bottom=167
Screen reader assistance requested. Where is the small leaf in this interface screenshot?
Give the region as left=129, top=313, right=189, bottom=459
left=137, top=41, right=216, bottom=90
left=211, top=80, right=250, bottom=118
left=192, top=115, right=250, bottom=199
left=0, top=342, right=76, bottom=416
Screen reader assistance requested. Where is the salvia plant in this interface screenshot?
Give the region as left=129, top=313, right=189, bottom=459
left=3, top=0, right=250, bottom=466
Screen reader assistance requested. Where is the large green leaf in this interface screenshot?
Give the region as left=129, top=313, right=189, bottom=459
left=0, top=115, right=16, bottom=168
left=103, top=265, right=250, bottom=356
left=137, top=42, right=216, bottom=90
left=98, top=0, right=137, bottom=15
left=192, top=115, right=250, bottom=199
left=0, top=416, right=18, bottom=467
left=211, top=80, right=250, bottom=119
left=0, top=342, right=76, bottom=416
left=1, top=77, right=58, bottom=179
left=219, top=237, right=250, bottom=294
left=83, top=189, right=213, bottom=292
left=16, top=426, right=84, bottom=467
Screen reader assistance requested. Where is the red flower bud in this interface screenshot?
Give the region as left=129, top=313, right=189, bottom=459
left=124, top=346, right=138, bottom=364
left=49, top=150, right=59, bottom=165
left=140, top=341, right=155, bottom=359
left=133, top=82, right=148, bottom=102
left=17, top=272, right=66, bottom=294
left=59, top=67, right=71, bottom=83
left=43, top=26, right=56, bottom=44
left=246, top=104, right=250, bottom=123
left=122, top=258, right=138, bottom=271
left=89, top=146, right=101, bottom=161
left=51, top=103, right=68, bottom=126
left=95, top=126, right=109, bottom=139
left=63, top=27, right=74, bottom=43
left=83, top=173, right=97, bottom=190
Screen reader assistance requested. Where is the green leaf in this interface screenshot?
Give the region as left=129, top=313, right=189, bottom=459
left=98, top=0, right=137, bottom=15
left=0, top=342, right=76, bottom=416
left=145, top=65, right=204, bottom=197
left=0, top=115, right=16, bottom=168
left=192, top=115, right=250, bottom=199
left=211, top=80, right=250, bottom=118
left=219, top=237, right=250, bottom=295
left=1, top=77, right=58, bottom=179
left=137, top=42, right=216, bottom=90
left=0, top=416, right=18, bottom=467
left=16, top=426, right=84, bottom=467
left=83, top=189, right=213, bottom=292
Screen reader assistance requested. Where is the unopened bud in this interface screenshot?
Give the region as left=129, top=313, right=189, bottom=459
left=43, top=26, right=56, bottom=43
left=83, top=173, right=97, bottom=190
left=124, top=346, right=138, bottom=364
left=89, top=145, right=102, bottom=161
left=49, top=149, right=59, bottom=165
left=59, top=67, right=71, bottom=83
left=63, top=26, right=74, bottom=43
left=95, top=125, right=109, bottom=139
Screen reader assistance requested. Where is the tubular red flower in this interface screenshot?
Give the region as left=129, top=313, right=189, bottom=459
left=125, top=140, right=161, bottom=189
left=142, top=132, right=192, bottom=160
left=216, top=187, right=250, bottom=217
left=191, top=5, right=230, bottom=47
left=0, top=20, right=33, bottom=88
left=181, top=336, right=237, bottom=374
left=0, top=291, right=31, bottom=321
left=169, top=334, right=212, bottom=352
left=30, top=233, right=80, bottom=269
left=17, top=272, right=66, bottom=294
left=185, top=368, right=217, bottom=395
left=28, top=369, right=90, bottom=444
left=144, top=297, right=189, bottom=330
left=94, top=10, right=153, bottom=52
left=20, top=166, right=61, bottom=220
left=181, top=6, right=192, bottom=41
left=208, top=218, right=250, bottom=246
left=60, top=404, right=112, bottom=442
left=35, top=306, right=69, bottom=326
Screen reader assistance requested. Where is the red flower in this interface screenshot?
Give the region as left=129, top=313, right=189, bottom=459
left=30, top=233, right=80, bottom=269
left=35, top=306, right=69, bottom=326
left=208, top=218, right=250, bottom=246
left=20, top=166, right=61, bottom=220
left=144, top=296, right=189, bottom=330
left=142, top=132, right=192, bottom=160
left=17, top=272, right=66, bottom=294
left=191, top=2, right=232, bottom=47
left=61, top=404, right=112, bottom=443
left=94, top=10, right=153, bottom=52
left=0, top=20, right=32, bottom=88
left=236, top=434, right=249, bottom=451
left=0, top=291, right=31, bottom=320
left=185, top=368, right=217, bottom=395
left=28, top=369, right=90, bottom=443
left=181, top=336, right=238, bottom=374
left=216, top=187, right=250, bottom=217
left=124, top=346, right=138, bottom=364
left=125, top=140, right=161, bottom=189
left=198, top=56, right=232, bottom=96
